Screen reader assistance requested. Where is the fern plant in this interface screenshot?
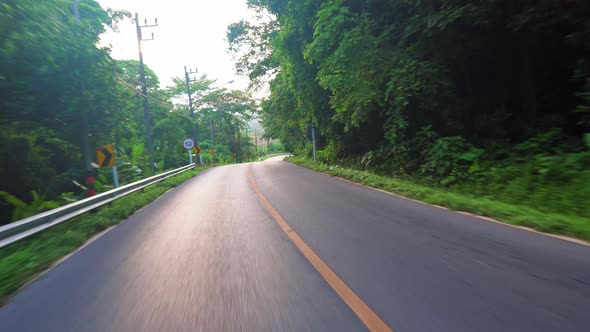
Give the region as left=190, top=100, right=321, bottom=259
left=0, top=191, right=60, bottom=222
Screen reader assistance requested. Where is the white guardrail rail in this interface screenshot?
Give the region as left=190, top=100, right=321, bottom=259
left=0, top=163, right=197, bottom=249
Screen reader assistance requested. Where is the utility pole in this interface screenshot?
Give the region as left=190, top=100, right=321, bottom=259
left=210, top=111, right=215, bottom=163
left=237, top=119, right=242, bottom=163
left=184, top=66, right=197, bottom=139
left=254, top=130, right=258, bottom=157
left=184, top=66, right=202, bottom=164
left=229, top=114, right=236, bottom=162
left=245, top=127, right=250, bottom=162
left=72, top=0, right=94, bottom=196
left=135, top=13, right=158, bottom=172
left=207, top=80, right=234, bottom=164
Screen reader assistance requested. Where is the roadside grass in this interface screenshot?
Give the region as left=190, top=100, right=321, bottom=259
left=0, top=165, right=211, bottom=304
left=288, top=157, right=590, bottom=242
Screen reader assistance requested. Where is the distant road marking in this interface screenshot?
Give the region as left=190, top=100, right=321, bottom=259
left=248, top=164, right=393, bottom=332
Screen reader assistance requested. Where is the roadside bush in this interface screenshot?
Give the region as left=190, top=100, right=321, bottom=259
left=316, top=141, right=342, bottom=163
left=420, top=136, right=484, bottom=185
left=296, top=130, right=590, bottom=220
left=269, top=140, right=285, bottom=153
left=360, top=143, right=414, bottom=177
left=0, top=191, right=60, bottom=222
left=454, top=151, right=590, bottom=219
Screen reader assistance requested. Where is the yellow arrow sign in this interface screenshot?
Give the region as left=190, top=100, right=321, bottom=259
left=96, top=144, right=115, bottom=168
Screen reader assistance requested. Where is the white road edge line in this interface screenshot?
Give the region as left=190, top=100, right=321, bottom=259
left=287, top=161, right=590, bottom=248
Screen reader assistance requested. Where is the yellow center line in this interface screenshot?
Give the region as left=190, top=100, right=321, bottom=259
left=248, top=164, right=393, bottom=332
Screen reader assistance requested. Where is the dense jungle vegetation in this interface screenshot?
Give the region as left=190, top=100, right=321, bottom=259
left=228, top=0, right=590, bottom=221
left=0, top=0, right=262, bottom=225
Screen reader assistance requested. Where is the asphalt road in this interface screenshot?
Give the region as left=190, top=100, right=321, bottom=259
left=1, top=157, right=589, bottom=331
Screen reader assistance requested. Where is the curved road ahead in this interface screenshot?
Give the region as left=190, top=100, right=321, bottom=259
left=1, top=157, right=589, bottom=331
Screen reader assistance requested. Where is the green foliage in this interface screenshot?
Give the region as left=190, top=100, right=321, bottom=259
left=360, top=144, right=414, bottom=178
left=230, top=1, right=590, bottom=230
left=0, top=0, right=126, bottom=223
left=268, top=140, right=285, bottom=153
left=454, top=151, right=590, bottom=219
left=512, top=129, right=564, bottom=156
left=229, top=0, right=590, bottom=157
left=0, top=1, right=257, bottom=224
left=421, top=136, right=484, bottom=185
left=0, top=191, right=60, bottom=221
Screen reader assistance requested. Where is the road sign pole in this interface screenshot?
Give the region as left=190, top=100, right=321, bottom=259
left=199, top=155, right=203, bottom=165
left=312, top=127, right=317, bottom=162
left=112, top=166, right=120, bottom=188
left=183, top=138, right=195, bottom=165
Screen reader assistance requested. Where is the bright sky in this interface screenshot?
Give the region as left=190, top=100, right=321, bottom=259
left=97, top=0, right=253, bottom=90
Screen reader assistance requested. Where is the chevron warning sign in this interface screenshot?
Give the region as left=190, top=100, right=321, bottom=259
left=96, top=144, right=115, bottom=168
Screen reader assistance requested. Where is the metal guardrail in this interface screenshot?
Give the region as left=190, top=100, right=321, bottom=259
left=0, top=163, right=197, bottom=249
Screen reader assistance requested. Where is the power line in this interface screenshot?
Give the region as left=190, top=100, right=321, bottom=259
left=115, top=79, right=174, bottom=110
left=115, top=73, right=175, bottom=108
left=118, top=81, right=174, bottom=107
